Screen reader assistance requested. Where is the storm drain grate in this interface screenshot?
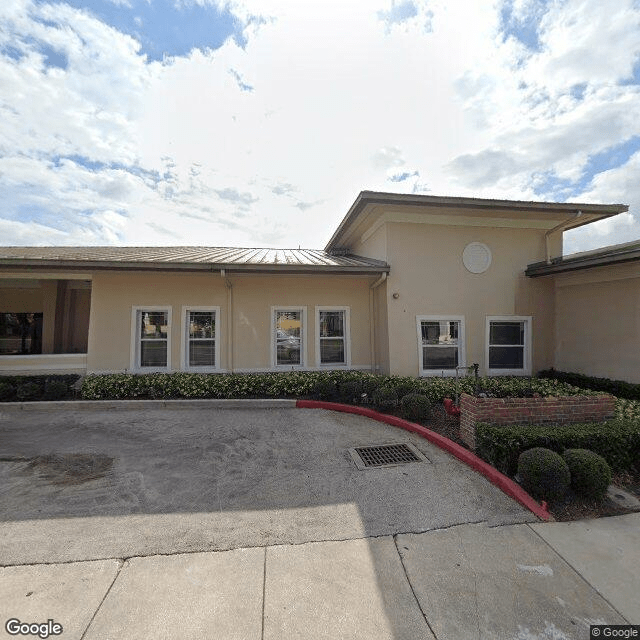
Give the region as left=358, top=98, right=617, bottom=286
left=349, top=443, right=428, bottom=470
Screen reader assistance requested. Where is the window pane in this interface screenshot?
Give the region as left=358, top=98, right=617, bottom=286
left=277, top=342, right=301, bottom=365
left=490, top=321, right=523, bottom=346
left=0, top=312, right=43, bottom=355
left=421, top=321, right=458, bottom=345
left=276, top=310, right=302, bottom=365
left=189, top=312, right=215, bottom=339
left=190, top=340, right=215, bottom=367
left=489, top=346, right=524, bottom=369
left=276, top=311, right=301, bottom=337
left=319, top=311, right=344, bottom=338
left=140, top=312, right=168, bottom=339
left=320, top=338, right=345, bottom=364
left=140, top=341, right=167, bottom=367
left=422, top=346, right=459, bottom=369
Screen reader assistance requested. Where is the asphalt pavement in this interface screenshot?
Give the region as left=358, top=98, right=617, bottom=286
left=0, top=402, right=637, bottom=639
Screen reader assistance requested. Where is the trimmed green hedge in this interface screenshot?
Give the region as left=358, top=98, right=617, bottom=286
left=476, top=420, right=640, bottom=476
left=79, top=371, right=594, bottom=404
left=0, top=375, right=80, bottom=402
left=538, top=368, right=640, bottom=401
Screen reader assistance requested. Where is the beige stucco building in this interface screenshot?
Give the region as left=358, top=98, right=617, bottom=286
left=1, top=191, right=638, bottom=382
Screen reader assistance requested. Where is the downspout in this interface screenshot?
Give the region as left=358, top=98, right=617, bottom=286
left=221, top=269, right=233, bottom=372
left=545, top=211, right=582, bottom=264
left=369, top=272, right=387, bottom=373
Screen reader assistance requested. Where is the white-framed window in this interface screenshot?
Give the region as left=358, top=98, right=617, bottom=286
left=486, top=316, right=532, bottom=375
left=416, top=316, right=465, bottom=377
left=315, top=306, right=350, bottom=367
left=182, top=306, right=220, bottom=371
left=271, top=306, right=307, bottom=368
left=131, top=307, right=171, bottom=371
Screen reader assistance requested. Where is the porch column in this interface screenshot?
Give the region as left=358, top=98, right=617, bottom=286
left=40, top=280, right=58, bottom=354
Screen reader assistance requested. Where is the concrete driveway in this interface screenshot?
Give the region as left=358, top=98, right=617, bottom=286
left=0, top=402, right=636, bottom=639
left=0, top=403, right=533, bottom=564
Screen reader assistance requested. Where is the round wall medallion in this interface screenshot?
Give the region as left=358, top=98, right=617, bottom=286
left=463, top=242, right=492, bottom=274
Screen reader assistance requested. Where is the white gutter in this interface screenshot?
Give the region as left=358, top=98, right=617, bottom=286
left=369, top=272, right=387, bottom=373
left=545, top=211, right=582, bottom=264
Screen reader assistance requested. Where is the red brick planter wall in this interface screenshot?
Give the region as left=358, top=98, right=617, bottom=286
left=459, top=393, right=617, bottom=450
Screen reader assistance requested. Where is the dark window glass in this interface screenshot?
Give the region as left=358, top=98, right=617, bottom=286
left=320, top=310, right=345, bottom=364
left=189, top=341, right=215, bottom=367
left=421, top=321, right=458, bottom=345
left=0, top=313, right=43, bottom=355
left=320, top=338, right=345, bottom=364
left=188, top=311, right=215, bottom=367
left=420, top=320, right=459, bottom=370
left=489, top=346, right=524, bottom=369
left=140, top=341, right=167, bottom=367
left=422, top=346, right=459, bottom=369
left=489, top=322, right=524, bottom=346
left=139, top=311, right=168, bottom=367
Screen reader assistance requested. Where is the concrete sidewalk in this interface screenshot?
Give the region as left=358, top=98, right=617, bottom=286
left=1, top=514, right=637, bottom=640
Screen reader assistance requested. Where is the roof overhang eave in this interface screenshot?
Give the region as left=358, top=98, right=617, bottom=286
left=526, top=249, right=640, bottom=277
left=325, top=191, right=629, bottom=251
left=0, top=259, right=390, bottom=275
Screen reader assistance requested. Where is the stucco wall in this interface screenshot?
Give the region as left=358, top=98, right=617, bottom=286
left=554, top=264, right=640, bottom=383
left=382, top=222, right=556, bottom=377
left=351, top=223, right=387, bottom=262
left=87, top=270, right=374, bottom=373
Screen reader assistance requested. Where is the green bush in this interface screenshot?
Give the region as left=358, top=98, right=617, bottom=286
left=43, top=379, right=69, bottom=400
left=385, top=376, right=420, bottom=399
left=538, top=369, right=640, bottom=401
left=0, top=375, right=80, bottom=402
left=400, top=393, right=431, bottom=422
left=339, top=380, right=362, bottom=403
left=313, top=379, right=338, bottom=401
left=562, top=448, right=612, bottom=500
left=0, top=381, right=16, bottom=401
left=476, top=420, right=640, bottom=476
left=372, top=386, right=398, bottom=410
left=16, top=381, right=41, bottom=401
left=518, top=447, right=571, bottom=501
left=79, top=371, right=598, bottom=405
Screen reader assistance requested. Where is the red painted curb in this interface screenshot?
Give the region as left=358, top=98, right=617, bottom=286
left=296, top=399, right=551, bottom=522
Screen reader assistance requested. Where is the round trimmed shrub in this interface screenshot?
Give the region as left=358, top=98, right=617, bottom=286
left=372, top=386, right=398, bottom=411
left=562, top=448, right=612, bottom=500
left=16, top=381, right=41, bottom=401
left=43, top=379, right=68, bottom=401
left=400, top=393, right=431, bottom=422
left=339, top=380, right=362, bottom=404
left=518, top=447, right=571, bottom=501
left=313, top=379, right=338, bottom=401
left=0, top=381, right=16, bottom=401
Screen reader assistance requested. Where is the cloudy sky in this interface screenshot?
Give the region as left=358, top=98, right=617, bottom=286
left=1, top=0, right=639, bottom=254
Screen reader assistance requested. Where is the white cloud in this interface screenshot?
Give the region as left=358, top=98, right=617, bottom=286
left=0, top=0, right=639, bottom=252
left=564, top=151, right=640, bottom=253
